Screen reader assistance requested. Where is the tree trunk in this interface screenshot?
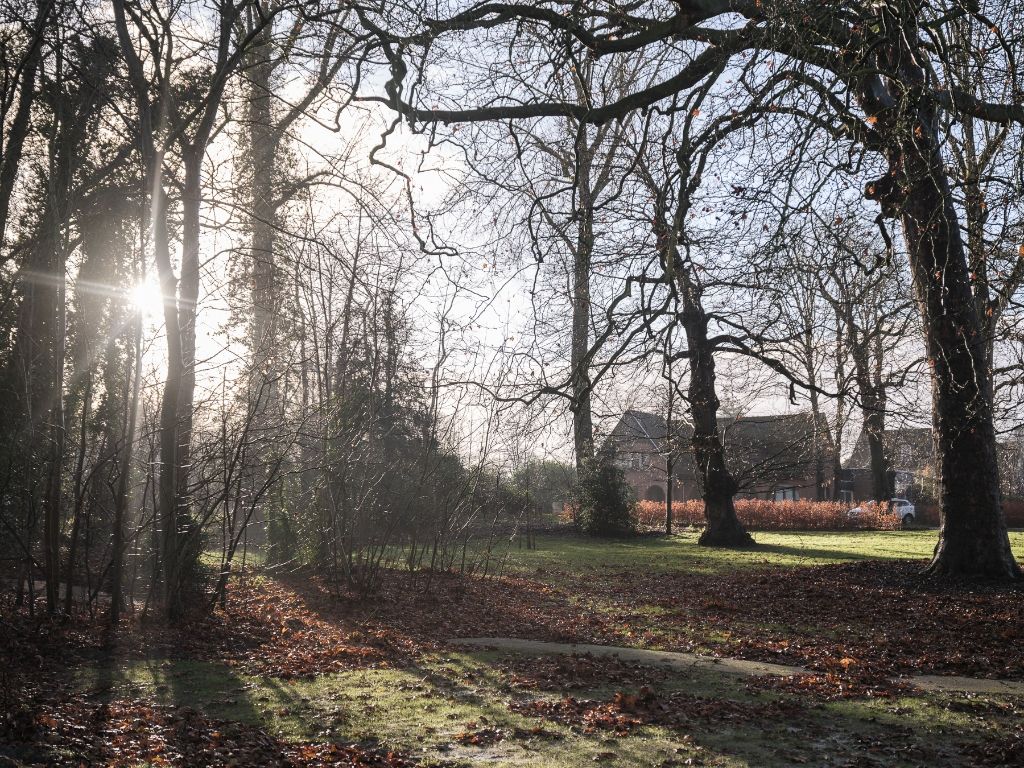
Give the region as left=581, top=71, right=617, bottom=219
left=860, top=390, right=892, bottom=501
left=39, top=117, right=72, bottom=613
left=248, top=26, right=280, bottom=402
left=881, top=136, right=1019, bottom=579
left=0, top=0, right=48, bottom=243
left=849, top=4, right=1020, bottom=579
left=806, top=377, right=831, bottom=501
left=570, top=134, right=595, bottom=473
left=677, top=276, right=753, bottom=548
left=153, top=180, right=186, bottom=617
left=63, top=371, right=93, bottom=614
left=160, top=148, right=204, bottom=619
left=111, top=308, right=143, bottom=626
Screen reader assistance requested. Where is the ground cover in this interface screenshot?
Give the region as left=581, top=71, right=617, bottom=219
left=3, top=530, right=1023, bottom=766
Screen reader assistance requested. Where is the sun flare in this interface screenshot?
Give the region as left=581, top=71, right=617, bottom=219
left=127, top=278, right=164, bottom=316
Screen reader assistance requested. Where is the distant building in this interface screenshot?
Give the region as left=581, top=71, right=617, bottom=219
left=842, top=426, right=1024, bottom=502
left=840, top=427, right=934, bottom=502
left=603, top=410, right=835, bottom=503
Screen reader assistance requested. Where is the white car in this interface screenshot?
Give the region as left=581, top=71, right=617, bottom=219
left=848, top=498, right=916, bottom=525
left=891, top=498, right=916, bottom=525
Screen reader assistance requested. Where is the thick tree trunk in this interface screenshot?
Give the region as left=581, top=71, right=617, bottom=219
left=111, top=309, right=143, bottom=626
left=159, top=149, right=204, bottom=619
left=849, top=328, right=892, bottom=501
left=807, top=388, right=831, bottom=501
left=246, top=35, right=284, bottom=559
left=248, top=29, right=280, bottom=400
left=40, top=124, right=72, bottom=614
left=665, top=352, right=676, bottom=534
left=850, top=5, right=1019, bottom=580
left=677, top=277, right=753, bottom=548
left=860, top=393, right=892, bottom=501
left=880, top=137, right=1019, bottom=579
left=41, top=250, right=64, bottom=615
left=63, top=372, right=92, bottom=614
left=152, top=182, right=186, bottom=618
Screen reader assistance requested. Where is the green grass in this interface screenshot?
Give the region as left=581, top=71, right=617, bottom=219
left=497, top=529, right=1024, bottom=576
left=76, top=650, right=1021, bottom=767
left=65, top=529, right=1024, bottom=766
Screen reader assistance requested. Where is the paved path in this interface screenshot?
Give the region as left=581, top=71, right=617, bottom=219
left=450, top=637, right=1024, bottom=696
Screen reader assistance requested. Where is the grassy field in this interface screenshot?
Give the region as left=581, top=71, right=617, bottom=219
left=75, top=647, right=1020, bottom=767
left=11, top=529, right=1024, bottom=767
left=498, top=528, right=1024, bottom=575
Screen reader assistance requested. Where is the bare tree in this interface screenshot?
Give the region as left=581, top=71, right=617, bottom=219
left=367, top=0, right=1024, bottom=578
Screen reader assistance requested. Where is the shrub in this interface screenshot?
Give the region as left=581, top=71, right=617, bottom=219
left=573, top=460, right=637, bottom=536
left=634, top=498, right=901, bottom=531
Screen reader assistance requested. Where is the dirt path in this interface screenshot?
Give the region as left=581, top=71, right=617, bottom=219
left=450, top=637, right=1024, bottom=696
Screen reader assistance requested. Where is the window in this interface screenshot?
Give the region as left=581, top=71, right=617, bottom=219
left=773, top=487, right=799, bottom=501
left=839, top=490, right=854, bottom=504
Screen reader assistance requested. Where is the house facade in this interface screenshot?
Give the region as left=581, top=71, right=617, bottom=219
left=603, top=410, right=835, bottom=503
left=840, top=427, right=934, bottom=502
left=842, top=426, right=1024, bottom=502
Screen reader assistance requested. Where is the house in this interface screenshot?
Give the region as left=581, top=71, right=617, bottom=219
left=840, top=427, right=934, bottom=502
left=842, top=426, right=1024, bottom=502
left=603, top=410, right=685, bottom=503
left=603, top=410, right=835, bottom=503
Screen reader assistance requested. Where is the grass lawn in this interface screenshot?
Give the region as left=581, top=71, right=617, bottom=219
left=72, top=648, right=1022, bottom=767
left=498, top=529, right=1024, bottom=576
left=7, top=529, right=1024, bottom=767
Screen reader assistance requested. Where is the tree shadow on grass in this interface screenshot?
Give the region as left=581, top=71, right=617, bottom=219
left=750, top=542, right=880, bottom=563
left=86, top=654, right=264, bottom=729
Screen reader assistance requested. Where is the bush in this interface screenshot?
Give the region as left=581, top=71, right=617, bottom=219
left=572, top=460, right=637, bottom=536
left=634, top=498, right=901, bottom=531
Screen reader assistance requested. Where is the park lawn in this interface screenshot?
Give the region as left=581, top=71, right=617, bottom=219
left=52, top=644, right=1022, bottom=767
left=7, top=529, right=1024, bottom=766
left=64, top=648, right=1023, bottom=767
left=490, top=531, right=1024, bottom=673
left=498, top=529, right=1024, bottom=577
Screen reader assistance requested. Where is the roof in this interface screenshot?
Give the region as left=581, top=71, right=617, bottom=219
left=847, top=427, right=934, bottom=473
left=603, top=409, right=834, bottom=489
left=606, top=409, right=670, bottom=447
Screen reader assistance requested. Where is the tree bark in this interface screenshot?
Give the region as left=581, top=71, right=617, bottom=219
left=879, top=136, right=1019, bottom=579
left=677, top=275, right=754, bottom=548
left=570, top=133, right=595, bottom=473
left=849, top=3, right=1020, bottom=579
left=154, top=181, right=185, bottom=617
left=0, top=0, right=49, bottom=243
left=39, top=116, right=73, bottom=614
left=665, top=363, right=674, bottom=536
left=247, top=24, right=280, bottom=398
left=63, top=371, right=92, bottom=614
left=644, top=155, right=753, bottom=548
left=159, top=146, right=204, bottom=619
left=111, top=307, right=143, bottom=626
left=856, top=379, right=892, bottom=502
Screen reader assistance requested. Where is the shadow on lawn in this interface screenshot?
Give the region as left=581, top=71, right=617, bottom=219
left=87, top=653, right=265, bottom=730
left=751, top=541, right=881, bottom=562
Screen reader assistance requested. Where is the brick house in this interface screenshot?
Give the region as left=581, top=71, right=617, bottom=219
left=603, top=410, right=835, bottom=503
left=840, top=428, right=933, bottom=502
left=842, top=426, right=1024, bottom=502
